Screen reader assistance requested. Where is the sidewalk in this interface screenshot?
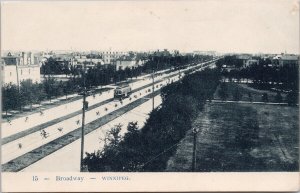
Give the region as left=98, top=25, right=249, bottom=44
left=208, top=99, right=290, bottom=106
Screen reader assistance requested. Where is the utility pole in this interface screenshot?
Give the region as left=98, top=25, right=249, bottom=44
left=80, top=63, right=87, bottom=172
left=152, top=69, right=155, bottom=110
left=152, top=57, right=159, bottom=110
left=192, top=127, right=199, bottom=171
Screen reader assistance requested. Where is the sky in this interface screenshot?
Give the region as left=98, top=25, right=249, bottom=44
left=1, top=0, right=299, bottom=54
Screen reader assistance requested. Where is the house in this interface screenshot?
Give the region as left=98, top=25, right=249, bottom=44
left=115, top=55, right=146, bottom=70
left=99, top=50, right=127, bottom=64
left=244, top=59, right=259, bottom=68
left=72, top=54, right=105, bottom=69
left=273, top=54, right=299, bottom=68
left=236, top=54, right=252, bottom=68
left=1, top=52, right=40, bottom=85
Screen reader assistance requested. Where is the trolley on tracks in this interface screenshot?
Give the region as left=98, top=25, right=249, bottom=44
left=114, top=84, right=132, bottom=98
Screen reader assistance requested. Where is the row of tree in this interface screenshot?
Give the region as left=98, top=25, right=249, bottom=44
left=41, top=57, right=71, bottom=75
left=3, top=54, right=214, bottom=115
left=41, top=54, right=213, bottom=77
left=83, top=68, right=221, bottom=171
left=223, top=65, right=298, bottom=90
left=217, top=56, right=299, bottom=92
left=83, top=54, right=213, bottom=87
left=2, top=78, right=79, bottom=115
left=217, top=82, right=298, bottom=105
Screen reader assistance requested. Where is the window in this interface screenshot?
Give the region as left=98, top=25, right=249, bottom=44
left=10, top=72, right=12, bottom=76
left=21, top=70, right=22, bottom=75
left=29, top=69, right=30, bottom=74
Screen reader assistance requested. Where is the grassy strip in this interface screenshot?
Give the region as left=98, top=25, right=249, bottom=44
left=2, top=72, right=179, bottom=145
left=2, top=98, right=113, bottom=145
left=2, top=90, right=161, bottom=172
left=2, top=87, right=112, bottom=121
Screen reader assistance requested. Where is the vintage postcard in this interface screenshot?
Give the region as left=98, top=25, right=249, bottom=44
left=0, top=0, right=299, bottom=192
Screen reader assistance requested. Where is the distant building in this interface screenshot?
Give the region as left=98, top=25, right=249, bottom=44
left=193, top=51, right=216, bottom=56
left=72, top=54, right=104, bottom=69
left=75, top=59, right=105, bottom=69
left=100, top=50, right=127, bottom=64
left=244, top=59, right=259, bottom=68
left=1, top=52, right=40, bottom=85
left=115, top=55, right=146, bottom=70
left=236, top=54, right=252, bottom=67
left=153, top=49, right=171, bottom=57
left=273, top=54, right=299, bottom=67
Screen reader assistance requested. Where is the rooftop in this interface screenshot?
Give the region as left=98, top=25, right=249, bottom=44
left=273, top=54, right=299, bottom=60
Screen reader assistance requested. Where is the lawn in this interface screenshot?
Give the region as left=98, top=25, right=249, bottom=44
left=166, top=102, right=299, bottom=172
left=213, top=82, right=287, bottom=102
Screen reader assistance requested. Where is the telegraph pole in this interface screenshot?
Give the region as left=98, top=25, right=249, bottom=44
left=152, top=69, right=155, bottom=110
left=80, top=63, right=87, bottom=172
left=191, top=128, right=199, bottom=171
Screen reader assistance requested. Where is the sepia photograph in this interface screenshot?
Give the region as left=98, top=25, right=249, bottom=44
left=0, top=0, right=299, bottom=192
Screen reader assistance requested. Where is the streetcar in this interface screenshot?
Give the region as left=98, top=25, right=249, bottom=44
left=114, top=84, right=132, bottom=98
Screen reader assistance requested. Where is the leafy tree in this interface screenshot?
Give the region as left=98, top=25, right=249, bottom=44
left=20, top=80, right=38, bottom=111
left=41, top=57, right=66, bottom=75
left=286, top=91, right=298, bottom=106
left=62, top=80, right=75, bottom=99
left=2, top=85, right=8, bottom=114
left=262, top=93, right=269, bottom=102
left=232, top=88, right=242, bottom=101
left=275, top=92, right=283, bottom=103
left=218, top=82, right=229, bottom=101
left=36, top=83, right=46, bottom=106
left=43, top=77, right=56, bottom=102
left=53, top=81, right=64, bottom=98
left=106, top=124, right=123, bottom=147
left=248, top=92, right=253, bottom=102
left=2, top=84, right=21, bottom=114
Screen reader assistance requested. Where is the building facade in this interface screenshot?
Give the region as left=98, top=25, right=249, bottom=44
left=100, top=51, right=127, bottom=64
left=272, top=54, right=299, bottom=68
left=1, top=52, right=40, bottom=85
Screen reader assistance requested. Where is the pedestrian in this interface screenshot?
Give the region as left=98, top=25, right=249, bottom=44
left=58, top=127, right=63, bottom=132
left=40, top=129, right=49, bottom=139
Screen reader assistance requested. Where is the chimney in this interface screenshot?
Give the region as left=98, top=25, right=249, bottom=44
left=22, top=52, right=28, bottom=65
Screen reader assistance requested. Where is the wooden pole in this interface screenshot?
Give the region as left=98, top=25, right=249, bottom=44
left=80, top=63, right=87, bottom=172
left=152, top=69, right=154, bottom=110
left=192, top=128, right=198, bottom=171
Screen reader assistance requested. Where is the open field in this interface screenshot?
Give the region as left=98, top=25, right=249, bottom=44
left=213, top=82, right=287, bottom=102
left=166, top=102, right=298, bottom=172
